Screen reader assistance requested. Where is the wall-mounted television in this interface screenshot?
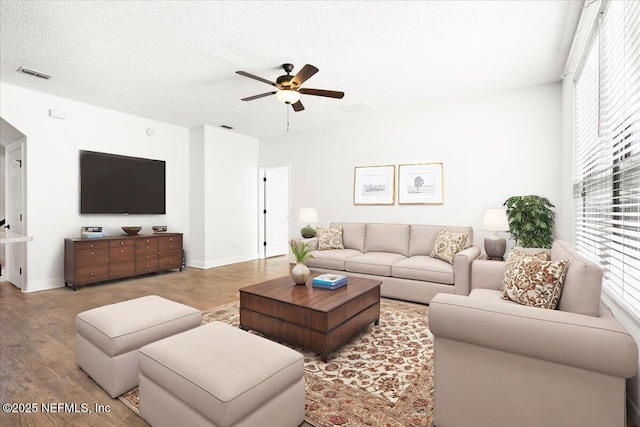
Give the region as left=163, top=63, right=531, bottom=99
left=80, top=150, right=166, bottom=214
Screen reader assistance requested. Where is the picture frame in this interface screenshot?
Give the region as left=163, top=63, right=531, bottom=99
left=353, top=165, right=395, bottom=205
left=398, top=163, right=443, bottom=205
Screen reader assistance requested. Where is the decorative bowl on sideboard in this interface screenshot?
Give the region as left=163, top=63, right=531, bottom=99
left=122, top=226, right=142, bottom=235
left=152, top=226, right=167, bottom=233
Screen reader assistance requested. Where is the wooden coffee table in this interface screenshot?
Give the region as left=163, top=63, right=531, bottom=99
left=239, top=274, right=381, bottom=361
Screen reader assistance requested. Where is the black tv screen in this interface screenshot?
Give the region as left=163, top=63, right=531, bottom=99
left=80, top=150, right=166, bottom=214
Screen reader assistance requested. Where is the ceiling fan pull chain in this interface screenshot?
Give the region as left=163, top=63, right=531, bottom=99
left=287, top=105, right=290, bottom=132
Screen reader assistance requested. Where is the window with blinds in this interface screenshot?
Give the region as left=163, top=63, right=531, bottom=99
left=573, top=0, right=640, bottom=318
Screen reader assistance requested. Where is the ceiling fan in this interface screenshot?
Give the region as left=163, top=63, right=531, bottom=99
left=236, top=63, right=344, bottom=112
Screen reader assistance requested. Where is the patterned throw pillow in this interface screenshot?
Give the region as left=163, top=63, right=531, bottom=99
left=430, top=229, right=469, bottom=264
left=317, top=224, right=344, bottom=250
left=501, top=250, right=550, bottom=296
left=502, top=258, right=569, bottom=309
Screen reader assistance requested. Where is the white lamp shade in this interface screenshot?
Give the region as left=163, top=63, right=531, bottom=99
left=275, top=89, right=301, bottom=104
left=298, top=208, right=318, bottom=224
left=482, top=208, right=509, bottom=232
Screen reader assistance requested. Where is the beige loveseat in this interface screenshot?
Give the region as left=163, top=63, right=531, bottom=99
left=300, top=222, right=480, bottom=304
left=429, top=240, right=638, bottom=427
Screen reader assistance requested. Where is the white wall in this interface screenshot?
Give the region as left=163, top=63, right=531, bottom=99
left=0, top=83, right=190, bottom=292
left=260, top=83, right=564, bottom=248
left=189, top=126, right=206, bottom=266
left=189, top=125, right=259, bottom=268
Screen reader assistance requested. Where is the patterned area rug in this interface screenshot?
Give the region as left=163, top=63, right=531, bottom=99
left=119, top=298, right=434, bottom=427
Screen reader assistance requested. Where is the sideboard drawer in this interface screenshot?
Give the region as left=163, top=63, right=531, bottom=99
left=136, top=259, right=158, bottom=273
left=136, top=238, right=158, bottom=255
left=159, top=252, right=182, bottom=270
left=109, top=245, right=136, bottom=279
left=75, top=248, right=109, bottom=267
left=158, top=236, right=182, bottom=252
left=75, top=240, right=109, bottom=251
left=109, top=246, right=135, bottom=263
left=76, top=264, right=109, bottom=283
left=110, top=239, right=135, bottom=248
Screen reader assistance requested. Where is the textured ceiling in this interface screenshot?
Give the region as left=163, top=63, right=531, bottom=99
left=0, top=1, right=582, bottom=139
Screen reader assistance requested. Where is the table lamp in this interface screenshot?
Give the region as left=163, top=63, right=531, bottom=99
left=482, top=208, right=510, bottom=260
left=298, top=208, right=319, bottom=238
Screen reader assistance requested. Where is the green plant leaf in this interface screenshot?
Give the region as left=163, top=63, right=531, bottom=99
left=290, top=240, right=314, bottom=263
left=503, top=195, right=555, bottom=248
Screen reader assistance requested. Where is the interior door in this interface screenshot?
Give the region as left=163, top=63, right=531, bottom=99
left=7, top=144, right=24, bottom=289
left=264, top=167, right=289, bottom=258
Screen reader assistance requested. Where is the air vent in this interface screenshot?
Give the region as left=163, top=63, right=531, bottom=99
left=220, top=125, right=234, bottom=130
left=17, top=67, right=52, bottom=80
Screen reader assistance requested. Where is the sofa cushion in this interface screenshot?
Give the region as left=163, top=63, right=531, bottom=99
left=75, top=295, right=202, bottom=357
left=317, top=225, right=344, bottom=250
left=392, top=256, right=454, bottom=284
left=345, top=252, right=407, bottom=276
left=503, top=258, right=569, bottom=310
left=331, top=223, right=366, bottom=252
left=306, top=249, right=362, bottom=270
left=138, top=321, right=303, bottom=427
left=552, top=240, right=603, bottom=317
left=431, top=229, right=469, bottom=264
left=469, top=288, right=520, bottom=304
left=409, top=225, right=473, bottom=256
left=364, top=223, right=410, bottom=256
left=501, top=249, right=550, bottom=296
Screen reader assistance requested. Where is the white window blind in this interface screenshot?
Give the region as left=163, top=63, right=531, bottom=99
left=573, top=0, right=640, bottom=318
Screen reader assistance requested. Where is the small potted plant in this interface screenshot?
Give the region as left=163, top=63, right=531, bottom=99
left=503, top=195, right=555, bottom=248
left=290, top=240, right=314, bottom=285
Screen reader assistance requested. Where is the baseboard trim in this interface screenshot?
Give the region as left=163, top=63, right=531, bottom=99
left=188, top=253, right=259, bottom=270
left=187, top=260, right=206, bottom=269
left=24, top=278, right=66, bottom=293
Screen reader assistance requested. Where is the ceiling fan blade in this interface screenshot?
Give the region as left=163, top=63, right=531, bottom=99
left=292, top=100, right=305, bottom=112
left=241, top=91, right=276, bottom=101
left=299, top=88, right=345, bottom=99
left=290, top=64, right=319, bottom=88
left=236, top=71, right=277, bottom=87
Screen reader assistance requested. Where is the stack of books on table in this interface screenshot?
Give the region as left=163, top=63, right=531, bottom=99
left=312, top=274, right=348, bottom=290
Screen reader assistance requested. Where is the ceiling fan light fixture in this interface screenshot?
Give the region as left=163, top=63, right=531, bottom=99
left=275, top=89, right=300, bottom=105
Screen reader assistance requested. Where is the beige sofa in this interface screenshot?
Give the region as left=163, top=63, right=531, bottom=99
left=429, top=240, right=638, bottom=427
left=300, top=222, right=480, bottom=304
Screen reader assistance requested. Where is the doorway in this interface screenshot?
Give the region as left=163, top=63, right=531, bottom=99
left=259, top=166, right=290, bottom=258
left=5, top=142, right=25, bottom=289
left=1, top=117, right=27, bottom=290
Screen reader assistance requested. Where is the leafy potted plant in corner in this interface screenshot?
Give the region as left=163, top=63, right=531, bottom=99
left=290, top=240, right=314, bottom=285
left=503, top=195, right=555, bottom=248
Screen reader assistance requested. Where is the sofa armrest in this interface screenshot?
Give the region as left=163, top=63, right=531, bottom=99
left=308, top=237, right=319, bottom=251
left=471, top=259, right=506, bottom=291
left=290, top=237, right=318, bottom=251
left=429, top=293, right=638, bottom=378
left=452, top=246, right=481, bottom=296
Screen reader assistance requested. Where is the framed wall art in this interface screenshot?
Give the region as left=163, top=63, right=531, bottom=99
left=398, top=163, right=443, bottom=204
left=353, top=165, right=395, bottom=205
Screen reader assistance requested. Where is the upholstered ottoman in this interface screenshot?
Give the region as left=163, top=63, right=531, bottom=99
left=76, top=295, right=202, bottom=398
left=138, top=321, right=305, bottom=427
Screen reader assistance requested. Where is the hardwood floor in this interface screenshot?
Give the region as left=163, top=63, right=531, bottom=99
left=0, top=256, right=290, bottom=427
left=1, top=255, right=637, bottom=427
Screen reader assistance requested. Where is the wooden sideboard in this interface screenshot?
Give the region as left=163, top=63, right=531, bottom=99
left=64, top=233, right=183, bottom=290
